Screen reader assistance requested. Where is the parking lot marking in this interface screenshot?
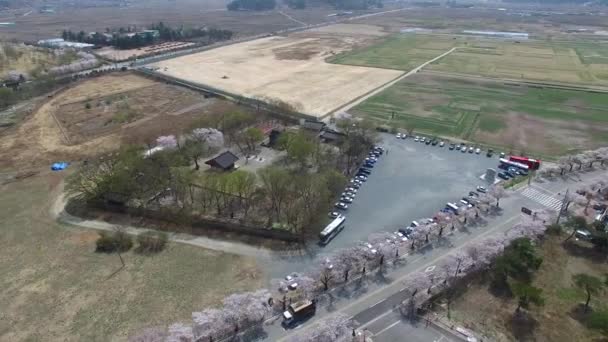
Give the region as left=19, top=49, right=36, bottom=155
left=520, top=187, right=562, bottom=210
left=373, top=320, right=401, bottom=336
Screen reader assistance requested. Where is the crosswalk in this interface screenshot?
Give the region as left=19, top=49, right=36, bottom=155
left=520, top=187, right=563, bottom=211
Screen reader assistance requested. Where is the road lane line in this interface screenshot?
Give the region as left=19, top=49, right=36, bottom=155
left=358, top=310, right=395, bottom=329
left=373, top=320, right=401, bottom=336
left=369, top=299, right=385, bottom=308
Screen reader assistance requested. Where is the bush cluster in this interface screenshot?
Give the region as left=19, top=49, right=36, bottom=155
left=95, top=230, right=133, bottom=253
left=136, top=231, right=168, bottom=254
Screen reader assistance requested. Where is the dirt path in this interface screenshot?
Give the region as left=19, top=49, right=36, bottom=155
left=277, top=10, right=307, bottom=26
left=327, top=47, right=459, bottom=119
left=50, top=184, right=275, bottom=258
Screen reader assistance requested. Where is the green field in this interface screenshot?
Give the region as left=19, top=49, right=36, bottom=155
left=328, top=34, right=469, bottom=71
left=331, top=33, right=608, bottom=86
left=352, top=74, right=608, bottom=156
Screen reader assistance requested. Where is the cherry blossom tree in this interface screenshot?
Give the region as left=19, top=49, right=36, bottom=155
left=156, top=135, right=178, bottom=149
left=315, top=257, right=339, bottom=291
left=191, top=128, right=225, bottom=149
left=435, top=211, right=452, bottom=237
left=489, top=184, right=508, bottom=207
left=403, top=271, right=432, bottom=297
left=192, top=309, right=230, bottom=341
left=333, top=247, right=364, bottom=282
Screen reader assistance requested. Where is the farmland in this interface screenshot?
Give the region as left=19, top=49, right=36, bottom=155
left=331, top=33, right=608, bottom=86
left=352, top=74, right=608, bottom=156
left=151, top=24, right=402, bottom=118
left=0, top=72, right=255, bottom=169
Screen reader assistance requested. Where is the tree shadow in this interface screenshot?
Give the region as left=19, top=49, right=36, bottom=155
left=507, top=311, right=538, bottom=341
left=371, top=268, right=392, bottom=285
left=240, top=325, right=268, bottom=342
left=435, top=236, right=455, bottom=249
left=562, top=241, right=607, bottom=264
left=569, top=303, right=594, bottom=324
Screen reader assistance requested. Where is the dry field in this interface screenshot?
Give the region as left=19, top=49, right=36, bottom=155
left=95, top=42, right=195, bottom=61
left=0, top=172, right=263, bottom=342
left=0, top=42, right=72, bottom=78
left=151, top=24, right=403, bottom=117
left=0, top=72, right=251, bottom=169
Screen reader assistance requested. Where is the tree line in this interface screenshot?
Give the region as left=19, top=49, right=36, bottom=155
left=226, top=0, right=381, bottom=10
left=60, top=22, right=233, bottom=50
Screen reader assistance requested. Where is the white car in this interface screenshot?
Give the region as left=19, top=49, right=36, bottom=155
left=328, top=211, right=340, bottom=218
left=461, top=147, right=467, bottom=153
left=394, top=232, right=408, bottom=242
left=340, top=196, right=353, bottom=203
left=396, top=133, right=402, bottom=139
left=475, top=148, right=481, bottom=154
left=468, top=146, right=474, bottom=153
left=335, top=202, right=348, bottom=210
left=345, top=187, right=358, bottom=193
left=439, top=141, right=445, bottom=147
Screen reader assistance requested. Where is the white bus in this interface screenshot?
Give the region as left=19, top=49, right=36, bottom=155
left=319, top=215, right=346, bottom=245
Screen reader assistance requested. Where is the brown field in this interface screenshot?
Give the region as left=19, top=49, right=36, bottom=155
left=151, top=24, right=403, bottom=117
left=0, top=72, right=252, bottom=169
left=95, top=42, right=195, bottom=61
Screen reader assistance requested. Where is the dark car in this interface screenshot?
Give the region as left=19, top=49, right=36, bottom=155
left=497, top=172, right=510, bottom=180
left=425, top=139, right=432, bottom=145
left=505, top=170, right=516, bottom=178
left=398, top=227, right=414, bottom=236
left=469, top=191, right=479, bottom=197
left=431, top=140, right=438, bottom=146
left=449, top=144, right=456, bottom=150
left=363, top=163, right=374, bottom=169
left=486, top=149, right=494, bottom=157
left=359, top=168, right=372, bottom=175
left=516, top=169, right=528, bottom=176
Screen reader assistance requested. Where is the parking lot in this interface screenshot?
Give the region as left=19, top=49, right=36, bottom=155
left=266, top=134, right=499, bottom=277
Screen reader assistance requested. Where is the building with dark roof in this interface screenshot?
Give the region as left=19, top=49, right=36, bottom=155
left=301, top=120, right=326, bottom=132
left=205, top=151, right=239, bottom=171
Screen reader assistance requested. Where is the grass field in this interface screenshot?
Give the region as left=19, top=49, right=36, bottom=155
left=0, top=43, right=77, bottom=79
left=0, top=173, right=263, bottom=341
left=450, top=235, right=608, bottom=342
left=328, top=34, right=467, bottom=71
left=352, top=74, right=608, bottom=156
left=331, top=33, right=608, bottom=86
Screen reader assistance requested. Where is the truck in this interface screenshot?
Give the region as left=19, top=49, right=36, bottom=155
left=282, top=299, right=316, bottom=327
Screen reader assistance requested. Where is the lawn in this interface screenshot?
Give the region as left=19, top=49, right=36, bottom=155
left=0, top=172, right=263, bottom=341
left=331, top=33, right=608, bottom=86
left=449, top=235, right=608, bottom=342
left=351, top=73, right=608, bottom=157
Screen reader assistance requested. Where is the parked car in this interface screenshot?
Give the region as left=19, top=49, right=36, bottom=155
left=356, top=175, right=367, bottom=182
left=497, top=172, right=510, bottom=180
left=414, top=136, right=420, bottom=142
left=455, top=144, right=461, bottom=151
left=396, top=133, right=402, bottom=139
left=340, top=196, right=353, bottom=203
left=517, top=169, right=528, bottom=176
left=335, top=202, right=348, bottom=210
left=345, top=187, right=358, bottom=193
left=425, top=139, right=432, bottom=145
left=500, top=152, right=506, bottom=158
left=439, top=141, right=445, bottom=147
left=401, top=134, right=407, bottom=139
left=505, top=170, right=516, bottom=178
left=449, top=143, right=456, bottom=150
left=431, top=140, right=438, bottom=146
left=486, top=149, right=494, bottom=157
left=363, top=163, right=374, bottom=169
left=341, top=192, right=356, bottom=198
left=476, top=186, right=487, bottom=193
left=461, top=147, right=467, bottom=153
left=350, top=183, right=361, bottom=189
left=475, top=148, right=481, bottom=154
left=469, top=191, right=479, bottom=197
left=468, top=146, right=474, bottom=153
left=328, top=211, right=340, bottom=218
left=358, top=168, right=371, bottom=175
left=394, top=231, right=408, bottom=242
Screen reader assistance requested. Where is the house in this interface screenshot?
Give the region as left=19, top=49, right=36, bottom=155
left=320, top=129, right=345, bottom=143
left=205, top=151, right=239, bottom=171
left=300, top=119, right=326, bottom=132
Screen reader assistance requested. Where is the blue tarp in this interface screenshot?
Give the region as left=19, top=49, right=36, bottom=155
left=51, top=162, right=69, bottom=171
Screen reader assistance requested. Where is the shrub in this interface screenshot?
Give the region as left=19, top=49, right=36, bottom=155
left=96, top=230, right=133, bottom=253
left=136, top=231, right=168, bottom=254
left=85, top=102, right=91, bottom=109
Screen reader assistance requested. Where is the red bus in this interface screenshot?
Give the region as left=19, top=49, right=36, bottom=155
left=509, top=156, right=541, bottom=170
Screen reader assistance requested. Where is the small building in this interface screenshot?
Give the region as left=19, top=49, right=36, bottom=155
left=300, top=119, right=326, bottom=132
left=205, top=151, right=239, bottom=171
left=320, top=129, right=345, bottom=143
